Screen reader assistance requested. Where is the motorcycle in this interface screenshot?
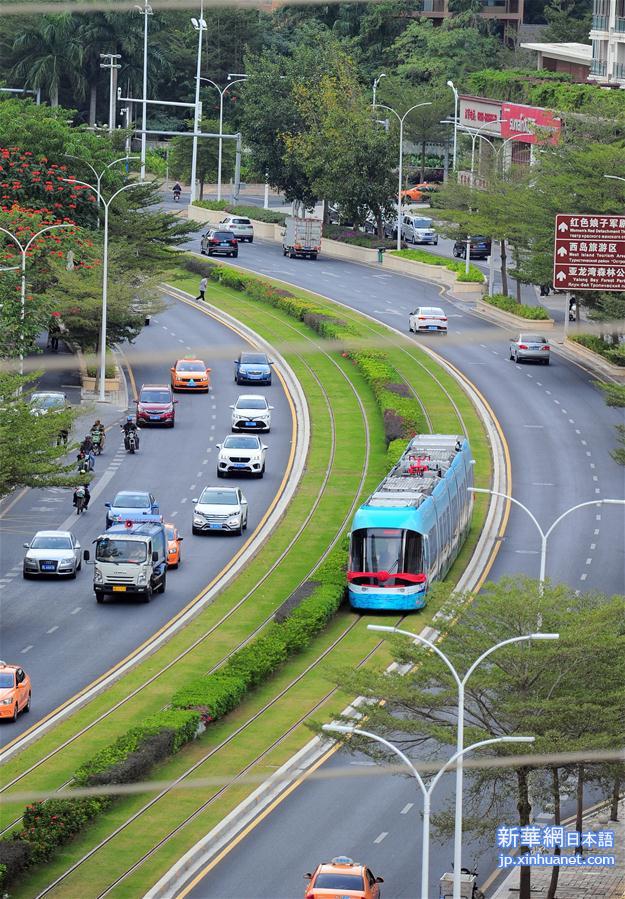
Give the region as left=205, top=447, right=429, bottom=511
left=123, top=427, right=138, bottom=454
left=74, top=487, right=87, bottom=515
left=173, top=189, right=181, bottom=203
left=91, top=429, right=105, bottom=455
left=77, top=454, right=90, bottom=475
left=569, top=303, right=577, bottom=322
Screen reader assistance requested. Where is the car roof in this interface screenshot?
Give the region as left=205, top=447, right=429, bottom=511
left=113, top=490, right=151, bottom=499
left=31, top=391, right=65, bottom=398
left=33, top=529, right=72, bottom=538
left=236, top=394, right=267, bottom=401
left=225, top=433, right=261, bottom=441
left=318, top=859, right=365, bottom=874
left=175, top=358, right=205, bottom=365
left=416, top=306, right=444, bottom=313
left=140, top=383, right=171, bottom=389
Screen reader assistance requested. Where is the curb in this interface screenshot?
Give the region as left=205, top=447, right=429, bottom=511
left=0, top=295, right=311, bottom=765
left=145, top=285, right=510, bottom=899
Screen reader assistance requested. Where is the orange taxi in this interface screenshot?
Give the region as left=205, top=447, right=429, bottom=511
left=304, top=856, right=383, bottom=898
left=400, top=182, right=438, bottom=203
left=165, top=523, right=183, bottom=568
left=0, top=662, right=31, bottom=722
left=170, top=358, right=211, bottom=392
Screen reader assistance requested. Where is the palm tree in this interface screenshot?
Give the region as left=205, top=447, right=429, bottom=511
left=6, top=14, right=84, bottom=107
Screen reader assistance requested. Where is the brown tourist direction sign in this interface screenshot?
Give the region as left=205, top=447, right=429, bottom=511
left=553, top=214, right=625, bottom=291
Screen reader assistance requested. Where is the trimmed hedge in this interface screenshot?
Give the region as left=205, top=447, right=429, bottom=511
left=0, top=711, right=200, bottom=892
left=193, top=200, right=286, bottom=225
left=483, top=293, right=551, bottom=321
left=390, top=248, right=485, bottom=283
left=570, top=334, right=625, bottom=367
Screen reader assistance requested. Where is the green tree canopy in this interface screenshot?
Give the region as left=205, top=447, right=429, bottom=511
left=168, top=118, right=236, bottom=201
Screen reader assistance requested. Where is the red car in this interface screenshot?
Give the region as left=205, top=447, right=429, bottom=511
left=136, top=384, right=177, bottom=428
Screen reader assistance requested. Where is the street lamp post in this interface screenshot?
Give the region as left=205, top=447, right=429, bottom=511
left=136, top=0, right=153, bottom=181
left=368, top=626, right=558, bottom=899
left=0, top=223, right=74, bottom=377
left=469, top=489, right=625, bottom=586
left=323, top=724, right=534, bottom=899
left=374, top=101, right=432, bottom=252
left=199, top=75, right=247, bottom=202
left=189, top=3, right=206, bottom=205
left=99, top=53, right=121, bottom=133
left=64, top=168, right=141, bottom=401
left=372, top=72, right=386, bottom=107
left=446, top=80, right=459, bottom=171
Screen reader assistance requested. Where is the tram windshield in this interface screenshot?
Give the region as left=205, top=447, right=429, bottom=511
left=350, top=528, right=423, bottom=574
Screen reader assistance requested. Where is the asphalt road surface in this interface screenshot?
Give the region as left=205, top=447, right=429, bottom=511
left=178, top=230, right=624, bottom=898
left=0, top=293, right=293, bottom=746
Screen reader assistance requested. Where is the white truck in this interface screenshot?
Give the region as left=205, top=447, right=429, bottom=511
left=84, top=521, right=167, bottom=603
left=282, top=217, right=322, bottom=260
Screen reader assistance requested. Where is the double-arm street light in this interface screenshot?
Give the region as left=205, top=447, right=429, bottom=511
left=0, top=223, right=74, bottom=376
left=64, top=154, right=136, bottom=228
left=368, top=625, right=558, bottom=899
left=323, top=723, right=534, bottom=899
left=374, top=101, right=432, bottom=252
left=64, top=158, right=140, bottom=401
left=469, top=489, right=625, bottom=586
left=199, top=75, right=248, bottom=202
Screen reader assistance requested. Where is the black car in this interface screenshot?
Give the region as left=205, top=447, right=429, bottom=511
left=201, top=229, right=239, bottom=258
left=452, top=235, right=492, bottom=260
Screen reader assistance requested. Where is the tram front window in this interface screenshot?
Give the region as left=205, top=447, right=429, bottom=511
left=351, top=528, right=423, bottom=574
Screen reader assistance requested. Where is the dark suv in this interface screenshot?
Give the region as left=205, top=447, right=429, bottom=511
left=453, top=235, right=492, bottom=260
left=201, top=229, right=238, bottom=258
left=136, top=384, right=176, bottom=427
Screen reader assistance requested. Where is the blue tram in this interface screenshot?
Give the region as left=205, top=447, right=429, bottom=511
left=347, top=434, right=473, bottom=611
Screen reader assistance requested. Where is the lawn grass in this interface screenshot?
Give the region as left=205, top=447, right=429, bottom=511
left=3, top=266, right=494, bottom=898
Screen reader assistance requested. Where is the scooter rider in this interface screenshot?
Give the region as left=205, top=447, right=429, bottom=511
left=91, top=419, right=106, bottom=452
left=172, top=182, right=182, bottom=201
left=73, top=483, right=91, bottom=511
left=122, top=415, right=140, bottom=451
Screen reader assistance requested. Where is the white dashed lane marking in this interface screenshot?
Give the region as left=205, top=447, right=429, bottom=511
left=70, top=606, right=81, bottom=615
left=374, top=832, right=388, bottom=844
left=46, top=625, right=59, bottom=634
left=21, top=645, right=33, bottom=654
left=401, top=803, right=414, bottom=815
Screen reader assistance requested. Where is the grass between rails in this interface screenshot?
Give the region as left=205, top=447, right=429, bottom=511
left=3, top=267, right=491, bottom=898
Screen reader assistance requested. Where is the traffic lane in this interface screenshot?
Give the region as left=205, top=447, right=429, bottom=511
left=185, top=748, right=500, bottom=899
left=0, top=295, right=292, bottom=743
left=188, top=236, right=624, bottom=595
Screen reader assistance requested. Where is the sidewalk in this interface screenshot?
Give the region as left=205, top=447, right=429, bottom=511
left=490, top=799, right=625, bottom=899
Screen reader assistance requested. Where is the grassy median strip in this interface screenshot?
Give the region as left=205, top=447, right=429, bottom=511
left=1, top=264, right=491, bottom=897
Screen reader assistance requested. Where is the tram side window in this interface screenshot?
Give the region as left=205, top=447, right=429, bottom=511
left=449, top=471, right=460, bottom=541
left=428, top=519, right=439, bottom=575
left=440, top=503, right=451, bottom=557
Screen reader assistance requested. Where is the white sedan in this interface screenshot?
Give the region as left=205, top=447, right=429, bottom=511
left=216, top=434, right=267, bottom=478
left=230, top=395, right=273, bottom=432
left=23, top=530, right=81, bottom=578
left=408, top=306, right=448, bottom=334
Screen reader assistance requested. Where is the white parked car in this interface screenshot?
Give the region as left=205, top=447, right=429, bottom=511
left=401, top=215, right=438, bottom=245
left=219, top=215, right=254, bottom=243
left=216, top=434, right=267, bottom=478
left=29, top=392, right=67, bottom=416
left=23, top=530, right=81, bottom=578
left=192, top=486, right=248, bottom=535
left=230, top=395, right=273, bottom=432
left=408, top=306, right=448, bottom=335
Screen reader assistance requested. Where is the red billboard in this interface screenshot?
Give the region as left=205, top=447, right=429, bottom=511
left=553, top=214, right=625, bottom=291
left=501, top=102, right=561, bottom=145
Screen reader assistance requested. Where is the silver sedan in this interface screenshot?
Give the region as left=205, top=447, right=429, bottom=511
left=23, top=530, right=82, bottom=578
left=509, top=333, right=551, bottom=365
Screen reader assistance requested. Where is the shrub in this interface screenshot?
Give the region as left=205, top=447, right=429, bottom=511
left=387, top=437, right=407, bottom=466
left=391, top=248, right=485, bottom=284
left=20, top=797, right=107, bottom=864
left=227, top=627, right=289, bottom=687
left=383, top=408, right=408, bottom=443
left=171, top=671, right=248, bottom=721
left=84, top=730, right=175, bottom=787
left=0, top=839, right=31, bottom=891
left=484, top=294, right=550, bottom=320
left=571, top=334, right=625, bottom=366
left=323, top=225, right=395, bottom=249
left=193, top=201, right=286, bottom=225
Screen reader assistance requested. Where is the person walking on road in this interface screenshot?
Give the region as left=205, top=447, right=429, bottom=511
left=195, top=276, right=208, bottom=302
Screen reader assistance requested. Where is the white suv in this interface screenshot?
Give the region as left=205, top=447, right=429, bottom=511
left=230, top=395, right=273, bottom=432
left=219, top=216, right=254, bottom=243
left=216, top=434, right=267, bottom=478
left=192, top=486, right=248, bottom=535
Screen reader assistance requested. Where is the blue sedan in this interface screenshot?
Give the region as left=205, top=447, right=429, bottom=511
left=105, top=491, right=161, bottom=529
left=234, top=352, right=273, bottom=386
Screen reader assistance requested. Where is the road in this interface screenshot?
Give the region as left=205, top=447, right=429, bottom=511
left=0, top=292, right=293, bottom=746
left=177, top=230, right=625, bottom=897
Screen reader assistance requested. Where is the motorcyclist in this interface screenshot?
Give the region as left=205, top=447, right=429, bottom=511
left=121, top=415, right=140, bottom=451
left=172, top=182, right=182, bottom=201
left=73, top=483, right=91, bottom=512
left=76, top=452, right=91, bottom=475
left=91, top=419, right=105, bottom=452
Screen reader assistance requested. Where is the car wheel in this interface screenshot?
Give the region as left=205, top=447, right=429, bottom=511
left=217, top=469, right=225, bottom=478
left=509, top=351, right=514, bottom=360
left=409, top=322, right=413, bottom=332
left=157, top=576, right=166, bottom=595
left=234, top=525, right=242, bottom=536
left=514, top=352, right=520, bottom=363
left=22, top=570, right=30, bottom=580
left=96, top=593, right=104, bottom=603
left=248, top=237, right=254, bottom=243
left=289, top=251, right=296, bottom=259
left=141, top=589, right=152, bottom=603
left=243, top=515, right=248, bottom=531
left=310, top=253, right=317, bottom=260
left=69, top=568, right=77, bottom=579
left=12, top=705, right=18, bottom=723
left=24, top=693, right=31, bottom=713
left=257, top=463, right=265, bottom=479
left=282, top=247, right=287, bottom=256
left=207, top=250, right=213, bottom=256
left=233, top=252, right=239, bottom=258
left=543, top=358, right=550, bottom=365
left=192, top=526, right=201, bottom=536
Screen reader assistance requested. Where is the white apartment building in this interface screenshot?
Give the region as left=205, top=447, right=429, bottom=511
left=589, top=0, right=625, bottom=84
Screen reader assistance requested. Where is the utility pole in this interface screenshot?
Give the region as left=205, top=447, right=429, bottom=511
left=100, top=54, right=121, bottom=133
left=190, top=2, right=206, bottom=204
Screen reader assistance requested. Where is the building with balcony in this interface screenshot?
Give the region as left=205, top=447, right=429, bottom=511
left=589, top=0, right=625, bottom=85
left=419, top=0, right=524, bottom=33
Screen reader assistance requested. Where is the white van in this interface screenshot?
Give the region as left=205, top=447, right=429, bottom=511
left=401, top=216, right=438, bottom=245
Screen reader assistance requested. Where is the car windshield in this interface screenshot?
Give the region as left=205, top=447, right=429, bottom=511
left=177, top=361, right=205, bottom=372
left=199, top=489, right=238, bottom=505
left=31, top=394, right=64, bottom=410
left=233, top=218, right=251, bottom=225
left=421, top=308, right=443, bottom=316
left=96, top=538, right=147, bottom=563
left=520, top=335, right=546, bottom=343
left=0, top=673, right=15, bottom=688
left=413, top=218, right=432, bottom=228
left=213, top=231, right=234, bottom=239
left=114, top=493, right=150, bottom=509
left=314, top=873, right=364, bottom=890
left=240, top=353, right=268, bottom=365
left=223, top=436, right=260, bottom=449
left=30, top=535, right=72, bottom=550
left=236, top=398, right=267, bottom=409
left=140, top=390, right=171, bottom=404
